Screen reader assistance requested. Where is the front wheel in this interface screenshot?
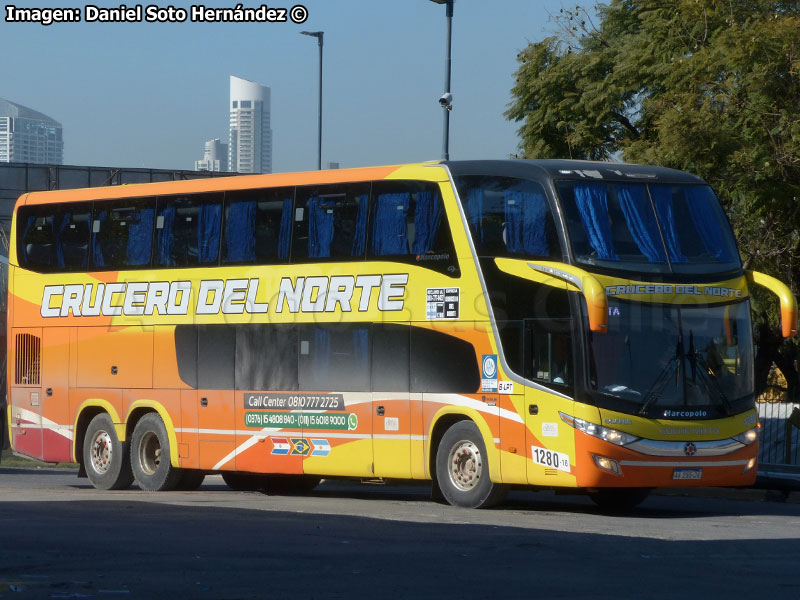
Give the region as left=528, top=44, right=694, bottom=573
left=130, top=413, right=181, bottom=491
left=435, top=421, right=507, bottom=508
left=83, top=413, right=134, bottom=490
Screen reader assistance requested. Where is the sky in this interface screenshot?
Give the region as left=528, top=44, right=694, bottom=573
left=2, top=0, right=596, bottom=173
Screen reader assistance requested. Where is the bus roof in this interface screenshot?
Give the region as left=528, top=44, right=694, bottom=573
left=443, top=159, right=706, bottom=185
left=17, top=158, right=706, bottom=208
left=16, top=163, right=416, bottom=206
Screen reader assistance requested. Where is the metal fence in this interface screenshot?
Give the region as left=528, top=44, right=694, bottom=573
left=757, top=401, right=800, bottom=467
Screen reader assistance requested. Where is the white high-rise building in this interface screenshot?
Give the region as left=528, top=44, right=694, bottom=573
left=0, top=98, right=63, bottom=165
left=229, top=76, right=272, bottom=174
left=195, top=138, right=228, bottom=172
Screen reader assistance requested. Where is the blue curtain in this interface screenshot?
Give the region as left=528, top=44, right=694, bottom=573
left=157, top=205, right=175, bottom=266
left=198, top=203, right=221, bottom=263
left=465, top=188, right=484, bottom=245
left=308, top=197, right=334, bottom=258
left=412, top=191, right=443, bottom=254
left=651, top=185, right=688, bottom=263
left=504, top=190, right=549, bottom=256
left=21, top=216, right=36, bottom=263
left=125, top=208, right=153, bottom=266
left=371, top=192, right=410, bottom=255
left=685, top=187, right=734, bottom=261
left=226, top=201, right=257, bottom=262
left=278, top=198, right=292, bottom=260
left=92, top=212, right=107, bottom=267
left=56, top=213, right=71, bottom=268
left=573, top=183, right=618, bottom=260
left=353, top=328, right=369, bottom=374
left=617, top=185, right=666, bottom=263
left=351, top=194, right=369, bottom=257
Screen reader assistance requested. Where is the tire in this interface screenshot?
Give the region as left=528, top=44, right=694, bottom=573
left=175, top=469, right=206, bottom=491
left=130, top=413, right=182, bottom=491
left=589, top=488, right=651, bottom=512
left=83, top=413, right=134, bottom=491
left=222, top=472, right=266, bottom=491
left=435, top=420, right=507, bottom=509
left=262, top=475, right=320, bottom=495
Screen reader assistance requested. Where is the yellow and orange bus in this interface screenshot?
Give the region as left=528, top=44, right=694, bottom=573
left=6, top=160, right=796, bottom=508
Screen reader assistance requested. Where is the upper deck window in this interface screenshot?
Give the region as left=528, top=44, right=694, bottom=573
left=453, top=176, right=561, bottom=261
left=558, top=181, right=740, bottom=275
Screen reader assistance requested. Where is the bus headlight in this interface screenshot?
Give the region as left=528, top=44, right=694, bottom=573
left=560, top=413, right=640, bottom=446
left=732, top=428, right=759, bottom=445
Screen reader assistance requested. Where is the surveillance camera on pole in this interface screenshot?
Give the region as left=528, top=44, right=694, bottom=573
left=430, top=0, right=455, bottom=160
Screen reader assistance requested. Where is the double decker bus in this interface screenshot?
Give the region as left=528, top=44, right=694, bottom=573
left=6, top=160, right=796, bottom=508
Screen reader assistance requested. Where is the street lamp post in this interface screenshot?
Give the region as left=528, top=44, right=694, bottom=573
left=430, top=0, right=454, bottom=161
left=301, top=30, right=324, bottom=170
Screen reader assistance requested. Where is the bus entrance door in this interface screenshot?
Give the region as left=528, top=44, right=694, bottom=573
left=372, top=392, right=416, bottom=479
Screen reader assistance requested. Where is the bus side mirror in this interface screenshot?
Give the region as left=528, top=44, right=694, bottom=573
left=745, top=270, right=798, bottom=338
left=527, top=262, right=608, bottom=334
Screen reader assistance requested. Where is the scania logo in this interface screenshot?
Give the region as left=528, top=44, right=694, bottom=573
left=684, top=442, right=697, bottom=456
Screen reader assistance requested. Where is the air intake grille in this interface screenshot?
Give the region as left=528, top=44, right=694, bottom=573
left=15, top=333, right=41, bottom=385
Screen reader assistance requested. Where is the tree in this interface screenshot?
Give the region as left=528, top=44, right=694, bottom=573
left=507, top=0, right=800, bottom=398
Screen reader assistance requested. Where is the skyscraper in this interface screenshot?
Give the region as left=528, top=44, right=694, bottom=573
left=229, top=76, right=272, bottom=174
left=0, top=98, right=63, bottom=165
left=195, top=138, right=228, bottom=172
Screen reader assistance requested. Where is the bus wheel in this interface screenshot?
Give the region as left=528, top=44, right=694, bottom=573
left=175, top=469, right=206, bottom=491
left=262, top=475, right=321, bottom=495
left=589, top=488, right=650, bottom=512
left=130, top=413, right=181, bottom=491
left=436, top=421, right=507, bottom=509
left=222, top=472, right=266, bottom=491
left=83, top=413, right=134, bottom=491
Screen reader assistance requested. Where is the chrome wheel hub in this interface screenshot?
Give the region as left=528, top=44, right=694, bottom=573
left=90, top=430, right=113, bottom=475
left=139, top=432, right=162, bottom=475
left=448, top=440, right=482, bottom=492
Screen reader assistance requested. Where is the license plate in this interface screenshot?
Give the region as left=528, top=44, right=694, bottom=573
left=673, top=468, right=702, bottom=480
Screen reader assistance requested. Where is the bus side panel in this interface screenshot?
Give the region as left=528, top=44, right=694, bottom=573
left=498, top=392, right=528, bottom=484
left=9, top=327, right=43, bottom=460
left=40, top=327, right=72, bottom=463
left=525, top=388, right=577, bottom=487
left=77, top=327, right=153, bottom=389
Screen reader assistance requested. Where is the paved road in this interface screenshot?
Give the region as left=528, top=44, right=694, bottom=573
left=0, top=467, right=799, bottom=599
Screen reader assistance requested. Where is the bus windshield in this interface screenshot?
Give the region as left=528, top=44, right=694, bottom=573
left=557, top=181, right=741, bottom=275
left=585, top=300, right=754, bottom=415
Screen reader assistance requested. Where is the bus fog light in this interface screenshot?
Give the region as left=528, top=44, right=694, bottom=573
left=593, top=455, right=621, bottom=475
left=743, top=457, right=757, bottom=473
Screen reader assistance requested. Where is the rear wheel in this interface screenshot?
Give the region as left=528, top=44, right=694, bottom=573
left=83, top=413, right=134, bottom=491
left=589, top=488, right=650, bottom=512
left=130, top=413, right=181, bottom=491
left=435, top=421, right=507, bottom=508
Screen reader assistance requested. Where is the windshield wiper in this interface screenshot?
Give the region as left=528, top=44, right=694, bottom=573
left=692, top=351, right=734, bottom=416
left=638, top=339, right=682, bottom=416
